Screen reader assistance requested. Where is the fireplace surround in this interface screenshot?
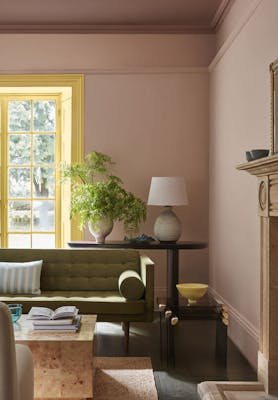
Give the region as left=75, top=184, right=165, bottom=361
left=198, top=154, right=278, bottom=399
left=237, top=154, right=278, bottom=395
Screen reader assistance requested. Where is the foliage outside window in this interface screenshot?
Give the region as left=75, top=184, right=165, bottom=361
left=0, top=96, right=60, bottom=248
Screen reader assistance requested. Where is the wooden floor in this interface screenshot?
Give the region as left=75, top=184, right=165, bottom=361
left=95, top=313, right=257, bottom=400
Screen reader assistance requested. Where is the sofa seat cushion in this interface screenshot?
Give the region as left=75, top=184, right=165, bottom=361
left=0, top=291, right=145, bottom=315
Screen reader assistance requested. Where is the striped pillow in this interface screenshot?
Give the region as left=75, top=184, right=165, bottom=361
left=0, top=260, right=43, bottom=294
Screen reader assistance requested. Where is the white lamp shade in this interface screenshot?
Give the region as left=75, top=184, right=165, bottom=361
left=147, top=177, right=188, bottom=206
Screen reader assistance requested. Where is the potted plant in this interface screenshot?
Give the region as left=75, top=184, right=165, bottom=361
left=61, top=151, right=146, bottom=243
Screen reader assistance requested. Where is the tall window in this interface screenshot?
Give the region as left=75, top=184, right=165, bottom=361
left=0, top=74, right=84, bottom=248
left=0, top=95, right=61, bottom=248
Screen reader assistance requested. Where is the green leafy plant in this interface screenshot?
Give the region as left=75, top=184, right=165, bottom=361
left=61, top=151, right=146, bottom=233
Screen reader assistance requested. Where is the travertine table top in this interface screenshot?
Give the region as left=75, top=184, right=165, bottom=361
left=14, top=314, right=97, bottom=342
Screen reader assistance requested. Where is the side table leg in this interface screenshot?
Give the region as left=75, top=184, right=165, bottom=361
left=216, top=318, right=228, bottom=365
left=159, top=311, right=163, bottom=363
left=166, top=317, right=175, bottom=368
left=167, top=249, right=179, bottom=306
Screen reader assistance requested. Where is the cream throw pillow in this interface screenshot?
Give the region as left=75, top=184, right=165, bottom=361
left=0, top=260, right=43, bottom=294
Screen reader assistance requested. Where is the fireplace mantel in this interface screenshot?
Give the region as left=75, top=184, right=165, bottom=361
left=237, top=154, right=278, bottom=176
left=238, top=154, right=278, bottom=218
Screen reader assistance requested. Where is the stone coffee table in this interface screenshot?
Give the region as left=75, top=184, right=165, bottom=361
left=14, top=314, right=97, bottom=400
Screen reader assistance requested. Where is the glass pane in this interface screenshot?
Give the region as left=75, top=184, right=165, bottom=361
left=33, top=134, right=55, bottom=164
left=33, top=167, right=55, bottom=198
left=33, top=200, right=54, bottom=231
left=8, top=234, right=31, bottom=248
left=33, top=100, right=56, bottom=132
left=8, top=168, right=31, bottom=198
left=8, top=201, right=31, bottom=232
left=32, top=234, right=55, bottom=248
left=9, top=134, right=31, bottom=165
left=8, top=101, right=31, bottom=132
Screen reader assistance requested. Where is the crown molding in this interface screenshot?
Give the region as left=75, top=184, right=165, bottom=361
left=0, top=23, right=216, bottom=35
left=211, top=0, right=235, bottom=31
left=0, top=67, right=208, bottom=75
left=209, top=0, right=263, bottom=70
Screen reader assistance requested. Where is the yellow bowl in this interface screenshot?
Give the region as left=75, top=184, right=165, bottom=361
left=176, top=283, right=208, bottom=304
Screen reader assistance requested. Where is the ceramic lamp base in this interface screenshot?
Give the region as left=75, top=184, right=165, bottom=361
left=154, top=206, right=181, bottom=242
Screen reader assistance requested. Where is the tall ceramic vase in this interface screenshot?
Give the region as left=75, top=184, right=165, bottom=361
left=88, top=217, right=113, bottom=244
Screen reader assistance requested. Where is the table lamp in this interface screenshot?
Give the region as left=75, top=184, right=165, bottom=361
left=147, top=176, right=188, bottom=242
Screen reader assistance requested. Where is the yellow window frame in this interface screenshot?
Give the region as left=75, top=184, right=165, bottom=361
left=0, top=75, right=84, bottom=247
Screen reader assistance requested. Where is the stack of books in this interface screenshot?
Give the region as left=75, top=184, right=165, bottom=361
left=27, top=306, right=81, bottom=332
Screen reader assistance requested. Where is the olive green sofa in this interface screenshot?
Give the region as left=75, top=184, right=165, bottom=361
left=0, top=248, right=154, bottom=347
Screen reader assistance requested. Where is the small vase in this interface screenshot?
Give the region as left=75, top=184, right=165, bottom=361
left=88, top=218, right=113, bottom=244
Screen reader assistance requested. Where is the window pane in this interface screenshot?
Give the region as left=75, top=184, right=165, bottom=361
left=33, top=134, right=55, bottom=164
left=33, top=200, right=54, bottom=231
left=8, top=168, right=31, bottom=198
left=8, top=101, right=31, bottom=132
left=33, top=100, right=56, bottom=132
left=8, top=234, right=31, bottom=248
left=8, top=200, right=31, bottom=232
left=33, top=167, right=55, bottom=198
left=32, top=234, right=55, bottom=248
left=9, top=134, right=31, bottom=165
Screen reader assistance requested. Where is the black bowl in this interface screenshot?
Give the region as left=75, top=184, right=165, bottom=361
left=250, top=149, right=269, bottom=160
left=245, top=151, right=253, bottom=162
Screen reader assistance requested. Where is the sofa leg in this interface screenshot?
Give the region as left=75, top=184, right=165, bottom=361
left=122, top=321, right=130, bottom=353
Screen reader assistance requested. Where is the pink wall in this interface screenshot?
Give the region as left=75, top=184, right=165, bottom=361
left=85, top=72, right=209, bottom=288
left=0, top=34, right=215, bottom=71
left=0, top=33, right=212, bottom=296
left=210, top=0, right=278, bottom=366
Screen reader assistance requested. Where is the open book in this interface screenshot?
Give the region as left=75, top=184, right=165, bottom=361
left=27, top=306, right=78, bottom=322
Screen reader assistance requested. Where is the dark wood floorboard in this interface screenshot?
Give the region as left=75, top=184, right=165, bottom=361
left=94, top=313, right=257, bottom=400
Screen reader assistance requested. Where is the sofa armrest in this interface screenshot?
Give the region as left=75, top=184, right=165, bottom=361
left=140, top=255, right=154, bottom=321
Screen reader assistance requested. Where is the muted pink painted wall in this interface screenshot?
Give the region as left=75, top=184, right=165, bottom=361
left=85, top=72, right=209, bottom=287
left=0, top=33, right=211, bottom=296
left=0, top=34, right=215, bottom=70
left=210, top=0, right=278, bottom=365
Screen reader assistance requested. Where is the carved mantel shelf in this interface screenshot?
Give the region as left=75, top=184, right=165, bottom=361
left=237, top=154, right=278, bottom=176
left=237, top=155, right=278, bottom=217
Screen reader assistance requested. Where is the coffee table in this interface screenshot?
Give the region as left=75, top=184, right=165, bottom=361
left=14, top=314, right=97, bottom=400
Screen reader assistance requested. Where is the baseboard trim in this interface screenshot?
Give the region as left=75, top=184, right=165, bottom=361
left=210, top=287, right=259, bottom=369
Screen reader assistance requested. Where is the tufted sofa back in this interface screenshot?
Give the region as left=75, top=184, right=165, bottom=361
left=0, top=249, right=140, bottom=292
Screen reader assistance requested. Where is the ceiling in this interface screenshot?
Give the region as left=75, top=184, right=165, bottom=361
left=0, top=0, right=233, bottom=34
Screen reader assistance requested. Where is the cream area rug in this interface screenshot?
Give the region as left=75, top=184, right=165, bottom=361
left=93, top=357, right=158, bottom=400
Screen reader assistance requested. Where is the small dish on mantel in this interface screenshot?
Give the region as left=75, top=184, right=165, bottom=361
left=246, top=149, right=269, bottom=162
